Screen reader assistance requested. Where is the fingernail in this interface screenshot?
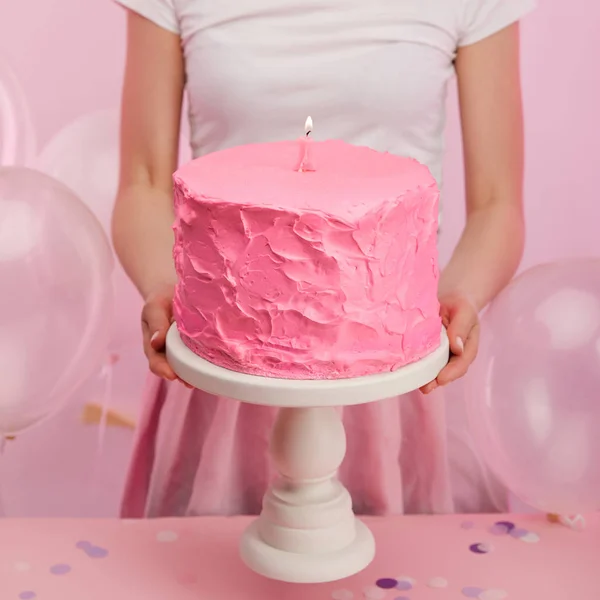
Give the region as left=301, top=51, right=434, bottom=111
left=150, top=332, right=160, bottom=345
left=455, top=337, right=464, bottom=354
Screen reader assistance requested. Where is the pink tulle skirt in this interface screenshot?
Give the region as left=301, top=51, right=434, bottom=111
left=121, top=375, right=507, bottom=517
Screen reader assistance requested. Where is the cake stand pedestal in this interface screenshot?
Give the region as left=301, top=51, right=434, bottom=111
left=167, top=325, right=449, bottom=584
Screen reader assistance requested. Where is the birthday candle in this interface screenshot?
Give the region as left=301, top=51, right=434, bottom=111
left=296, top=116, right=315, bottom=172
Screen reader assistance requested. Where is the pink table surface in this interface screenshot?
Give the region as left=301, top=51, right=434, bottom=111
left=0, top=513, right=598, bottom=599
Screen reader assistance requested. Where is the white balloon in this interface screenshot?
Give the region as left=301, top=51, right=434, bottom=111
left=0, top=167, right=113, bottom=435
left=0, top=199, right=40, bottom=262
left=0, top=58, right=36, bottom=167
left=37, top=110, right=192, bottom=351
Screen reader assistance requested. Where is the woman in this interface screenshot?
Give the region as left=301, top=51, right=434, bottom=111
left=112, top=0, right=533, bottom=517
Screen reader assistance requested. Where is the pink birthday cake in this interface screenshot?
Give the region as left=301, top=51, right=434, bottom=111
left=172, top=139, right=441, bottom=380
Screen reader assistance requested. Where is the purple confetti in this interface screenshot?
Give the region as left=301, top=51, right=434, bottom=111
left=495, top=520, right=515, bottom=532
left=19, top=593, right=36, bottom=600
left=76, top=541, right=109, bottom=558
left=462, top=587, right=485, bottom=598
left=461, top=520, right=475, bottom=530
left=510, top=528, right=528, bottom=539
left=50, top=564, right=71, bottom=575
left=395, top=580, right=413, bottom=591
left=76, top=541, right=92, bottom=550
left=376, top=578, right=398, bottom=589
left=489, top=524, right=510, bottom=536
left=469, top=543, right=491, bottom=554
left=394, top=597, right=411, bottom=600
left=85, top=546, right=109, bottom=559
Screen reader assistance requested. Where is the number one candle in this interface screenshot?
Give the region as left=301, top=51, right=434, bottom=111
left=297, top=116, right=315, bottom=172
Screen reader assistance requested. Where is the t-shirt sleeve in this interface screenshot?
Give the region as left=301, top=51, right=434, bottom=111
left=113, top=0, right=179, bottom=34
left=459, top=0, right=536, bottom=47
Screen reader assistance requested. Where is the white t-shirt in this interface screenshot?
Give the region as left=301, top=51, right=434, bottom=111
left=115, top=0, right=534, bottom=188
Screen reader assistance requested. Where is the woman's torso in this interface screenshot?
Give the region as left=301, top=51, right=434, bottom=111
left=176, top=0, right=466, bottom=187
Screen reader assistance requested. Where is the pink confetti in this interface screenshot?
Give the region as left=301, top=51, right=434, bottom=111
left=363, top=586, right=386, bottom=600
left=428, top=577, right=448, bottom=588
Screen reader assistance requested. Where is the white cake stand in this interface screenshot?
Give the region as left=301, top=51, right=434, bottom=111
left=166, top=324, right=449, bottom=584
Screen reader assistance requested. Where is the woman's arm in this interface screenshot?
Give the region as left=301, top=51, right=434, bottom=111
left=112, top=11, right=184, bottom=380
left=423, top=23, right=525, bottom=392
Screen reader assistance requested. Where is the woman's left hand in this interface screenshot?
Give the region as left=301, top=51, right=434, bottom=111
left=420, top=294, right=480, bottom=394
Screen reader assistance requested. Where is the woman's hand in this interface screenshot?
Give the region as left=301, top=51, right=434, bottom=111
left=142, top=283, right=191, bottom=387
left=419, top=25, right=526, bottom=393
left=113, top=12, right=189, bottom=387
left=420, top=294, right=479, bottom=394
left=142, top=283, right=176, bottom=380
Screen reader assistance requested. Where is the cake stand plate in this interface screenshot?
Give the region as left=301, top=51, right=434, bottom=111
left=166, top=324, right=449, bottom=583
left=166, top=327, right=449, bottom=407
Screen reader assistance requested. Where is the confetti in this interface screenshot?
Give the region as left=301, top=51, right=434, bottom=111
left=520, top=532, right=540, bottom=544
left=86, top=546, right=109, bottom=558
left=156, top=531, right=179, bottom=543
left=376, top=578, right=398, bottom=589
left=494, top=521, right=515, bottom=533
left=509, top=528, right=528, bottom=539
left=363, top=586, right=386, bottom=600
left=489, top=523, right=512, bottom=536
left=559, top=514, right=586, bottom=530
left=461, top=520, right=475, bottom=530
left=19, top=593, right=36, bottom=600
left=469, top=543, right=492, bottom=554
left=331, top=591, right=354, bottom=600
left=462, top=587, right=485, bottom=598
left=428, top=577, right=448, bottom=588
left=396, top=576, right=416, bottom=586
left=479, top=590, right=508, bottom=600
left=76, top=541, right=91, bottom=550
left=395, top=580, right=413, bottom=591
left=76, top=541, right=109, bottom=558
left=50, top=564, right=71, bottom=575
left=394, top=597, right=411, bottom=600
left=14, top=562, right=32, bottom=572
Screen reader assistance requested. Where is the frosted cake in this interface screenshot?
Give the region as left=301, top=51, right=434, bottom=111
left=172, top=139, right=441, bottom=380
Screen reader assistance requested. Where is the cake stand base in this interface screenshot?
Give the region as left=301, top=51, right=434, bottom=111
left=167, top=325, right=449, bottom=583
left=240, top=519, right=375, bottom=584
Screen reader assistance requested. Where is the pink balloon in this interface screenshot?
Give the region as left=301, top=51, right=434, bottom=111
left=0, top=58, right=36, bottom=167
left=467, top=260, right=600, bottom=514
left=0, top=167, right=113, bottom=435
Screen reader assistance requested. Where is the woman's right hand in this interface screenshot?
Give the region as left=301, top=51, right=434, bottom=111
left=141, top=283, right=181, bottom=382
left=114, top=11, right=187, bottom=383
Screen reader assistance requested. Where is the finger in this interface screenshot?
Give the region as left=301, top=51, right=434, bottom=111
left=142, top=320, right=177, bottom=381
left=142, top=300, right=173, bottom=351
left=178, top=377, right=194, bottom=390
left=149, top=352, right=177, bottom=381
left=439, top=304, right=451, bottom=329
left=437, top=325, right=479, bottom=386
left=420, top=380, right=439, bottom=395
left=446, top=308, right=477, bottom=357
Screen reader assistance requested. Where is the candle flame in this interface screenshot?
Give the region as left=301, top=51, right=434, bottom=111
left=305, top=116, right=313, bottom=137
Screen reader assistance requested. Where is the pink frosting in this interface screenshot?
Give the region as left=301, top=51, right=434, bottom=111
left=173, top=139, right=441, bottom=380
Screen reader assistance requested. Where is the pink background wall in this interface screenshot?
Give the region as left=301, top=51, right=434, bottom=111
left=0, top=0, right=598, bottom=516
